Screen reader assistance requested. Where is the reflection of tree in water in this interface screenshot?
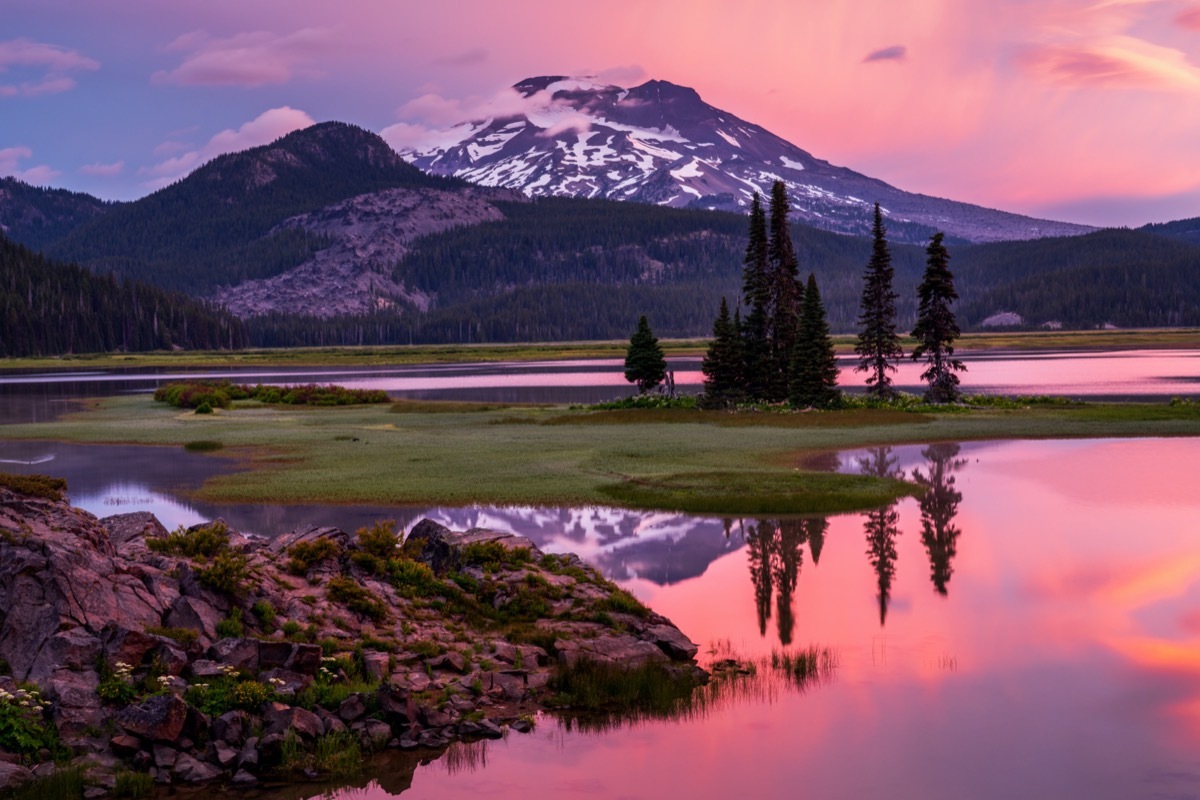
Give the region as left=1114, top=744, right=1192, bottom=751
left=859, top=447, right=903, bottom=626
left=910, top=443, right=968, bottom=596
left=743, top=517, right=830, bottom=645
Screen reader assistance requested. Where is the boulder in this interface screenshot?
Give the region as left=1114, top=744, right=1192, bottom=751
left=101, top=512, right=168, bottom=549
left=0, top=762, right=32, bottom=792
left=26, top=627, right=102, bottom=684
left=263, top=704, right=324, bottom=740
left=271, top=526, right=351, bottom=556
left=284, top=643, right=323, bottom=675
left=361, top=651, right=391, bottom=681
left=100, top=625, right=159, bottom=670
left=173, top=753, right=223, bottom=783
left=642, top=623, right=699, bottom=661
left=208, top=638, right=259, bottom=672
left=212, top=711, right=248, bottom=746
left=338, top=693, right=367, bottom=722
left=259, top=667, right=311, bottom=696
left=404, top=519, right=542, bottom=574
left=116, top=694, right=188, bottom=743
left=555, top=634, right=669, bottom=668
left=165, top=596, right=222, bottom=643
left=257, top=640, right=294, bottom=669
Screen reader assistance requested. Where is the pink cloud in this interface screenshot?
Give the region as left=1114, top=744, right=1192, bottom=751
left=0, top=146, right=61, bottom=184
left=141, top=106, right=316, bottom=189
left=80, top=160, right=125, bottom=177
left=151, top=28, right=334, bottom=88
left=1176, top=5, right=1200, bottom=30
left=0, top=38, right=99, bottom=98
left=1019, top=36, right=1200, bottom=91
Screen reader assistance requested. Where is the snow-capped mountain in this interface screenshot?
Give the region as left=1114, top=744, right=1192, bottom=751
left=398, top=76, right=1092, bottom=244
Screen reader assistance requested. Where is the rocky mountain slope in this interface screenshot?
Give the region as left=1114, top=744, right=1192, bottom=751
left=399, top=76, right=1094, bottom=244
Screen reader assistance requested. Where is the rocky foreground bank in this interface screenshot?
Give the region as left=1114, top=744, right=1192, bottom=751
left=0, top=478, right=703, bottom=795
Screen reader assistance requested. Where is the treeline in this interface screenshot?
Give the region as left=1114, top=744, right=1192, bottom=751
left=48, top=123, right=459, bottom=294
left=0, top=235, right=246, bottom=357
left=0, top=176, right=116, bottom=252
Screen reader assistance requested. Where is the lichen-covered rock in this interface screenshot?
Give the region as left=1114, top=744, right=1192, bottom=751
left=117, top=694, right=188, bottom=743
left=173, top=752, right=222, bottom=783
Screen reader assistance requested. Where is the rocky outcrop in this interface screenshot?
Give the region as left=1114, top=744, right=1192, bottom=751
left=0, top=483, right=704, bottom=795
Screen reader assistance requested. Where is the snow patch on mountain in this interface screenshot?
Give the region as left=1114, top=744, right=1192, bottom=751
left=393, top=76, right=1094, bottom=243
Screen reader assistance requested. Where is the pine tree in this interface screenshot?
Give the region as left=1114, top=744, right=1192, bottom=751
left=741, top=193, right=771, bottom=400
left=766, top=181, right=803, bottom=401
left=911, top=232, right=966, bottom=403
left=701, top=297, right=745, bottom=408
left=624, top=314, right=667, bottom=394
left=855, top=203, right=902, bottom=399
left=789, top=273, right=840, bottom=408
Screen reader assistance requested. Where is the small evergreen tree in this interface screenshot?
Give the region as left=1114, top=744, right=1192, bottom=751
left=701, top=297, right=745, bottom=408
left=766, top=181, right=803, bottom=401
left=855, top=203, right=902, bottom=399
left=741, top=193, right=771, bottom=400
left=911, top=232, right=966, bottom=403
left=789, top=273, right=840, bottom=408
left=624, top=315, right=667, bottom=394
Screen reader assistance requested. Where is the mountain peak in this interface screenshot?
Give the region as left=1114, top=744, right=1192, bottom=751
left=398, top=77, right=1093, bottom=243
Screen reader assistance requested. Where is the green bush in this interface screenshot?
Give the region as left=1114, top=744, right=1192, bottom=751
left=0, top=473, right=67, bottom=502
left=154, top=380, right=388, bottom=410
left=146, top=521, right=230, bottom=558
left=113, top=770, right=154, bottom=798
left=596, top=587, right=650, bottom=618
left=197, top=551, right=251, bottom=596
left=390, top=559, right=442, bottom=598
left=186, top=677, right=274, bottom=716
left=460, top=541, right=532, bottom=570
left=357, top=520, right=399, bottom=559
left=215, top=609, right=245, bottom=639
left=0, top=684, right=63, bottom=761
left=326, top=577, right=389, bottom=623
left=287, top=537, right=342, bottom=575
left=252, top=600, right=277, bottom=627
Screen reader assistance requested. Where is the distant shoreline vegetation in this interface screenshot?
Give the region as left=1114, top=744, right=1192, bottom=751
left=152, top=380, right=389, bottom=411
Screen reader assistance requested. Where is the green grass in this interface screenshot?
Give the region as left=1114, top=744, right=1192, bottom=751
left=9, top=769, right=84, bottom=800
left=550, top=658, right=700, bottom=715
left=5, top=389, right=1200, bottom=515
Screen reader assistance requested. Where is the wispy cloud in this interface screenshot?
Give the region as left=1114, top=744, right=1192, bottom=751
left=0, top=38, right=99, bottom=98
left=434, top=47, right=488, bottom=67
left=0, top=145, right=61, bottom=184
left=863, top=45, right=907, bottom=63
left=140, top=106, right=315, bottom=189
left=80, top=160, right=125, bottom=177
left=1020, top=36, right=1200, bottom=90
left=151, top=28, right=334, bottom=88
left=1176, top=5, right=1200, bottom=30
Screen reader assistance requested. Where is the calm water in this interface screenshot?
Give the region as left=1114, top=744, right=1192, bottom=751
left=2, top=348, right=1199, bottom=423
left=4, top=436, right=1200, bottom=798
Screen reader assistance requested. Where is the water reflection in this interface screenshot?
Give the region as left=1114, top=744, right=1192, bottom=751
left=743, top=518, right=831, bottom=645
left=911, top=443, right=968, bottom=596
left=858, top=447, right=904, bottom=625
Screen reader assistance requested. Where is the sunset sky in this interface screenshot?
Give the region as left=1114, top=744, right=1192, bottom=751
left=4, top=0, right=1200, bottom=226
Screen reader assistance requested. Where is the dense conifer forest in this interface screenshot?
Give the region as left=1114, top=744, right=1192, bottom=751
left=0, top=235, right=246, bottom=357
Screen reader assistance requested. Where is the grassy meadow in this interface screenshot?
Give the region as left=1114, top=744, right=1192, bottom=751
left=4, top=393, right=1200, bottom=515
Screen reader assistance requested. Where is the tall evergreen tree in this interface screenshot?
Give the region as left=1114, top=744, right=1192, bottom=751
left=789, top=273, right=840, bottom=408
left=741, top=193, right=771, bottom=399
left=701, top=297, right=745, bottom=408
left=911, top=232, right=967, bottom=403
left=855, top=203, right=902, bottom=399
left=766, top=181, right=803, bottom=401
left=624, top=314, right=667, bottom=394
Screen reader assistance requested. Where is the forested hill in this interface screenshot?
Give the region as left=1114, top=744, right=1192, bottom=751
left=1142, top=217, right=1200, bottom=246
left=0, top=234, right=246, bottom=357
left=48, top=122, right=464, bottom=294
left=0, top=177, right=115, bottom=252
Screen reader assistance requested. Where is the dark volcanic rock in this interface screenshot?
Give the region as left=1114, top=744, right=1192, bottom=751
left=117, top=694, right=188, bottom=743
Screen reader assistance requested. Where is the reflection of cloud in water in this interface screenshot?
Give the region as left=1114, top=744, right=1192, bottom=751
left=72, top=484, right=208, bottom=531
left=0, top=455, right=55, bottom=465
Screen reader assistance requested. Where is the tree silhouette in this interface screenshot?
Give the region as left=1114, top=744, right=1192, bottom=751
left=741, top=193, right=771, bottom=399
left=789, top=272, right=840, bottom=408
left=623, top=314, right=667, bottom=393
left=766, top=182, right=803, bottom=401
left=855, top=204, right=902, bottom=399
left=912, top=232, right=967, bottom=402
left=701, top=297, right=745, bottom=408
left=910, top=443, right=968, bottom=595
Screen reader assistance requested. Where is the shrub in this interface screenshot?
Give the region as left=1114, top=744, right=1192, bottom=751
left=460, top=541, right=532, bottom=570
left=0, top=473, right=67, bottom=502
left=252, top=600, right=277, bottom=627
left=357, top=520, right=399, bottom=559
left=146, top=521, right=229, bottom=559
left=390, top=559, right=442, bottom=599
left=596, top=587, right=650, bottom=618
left=287, top=537, right=342, bottom=575
left=186, top=677, right=274, bottom=716
left=326, top=577, right=389, bottom=623
left=183, top=440, right=223, bottom=452
left=215, top=609, right=245, bottom=639
left=197, top=551, right=251, bottom=596
left=0, top=684, right=63, bottom=760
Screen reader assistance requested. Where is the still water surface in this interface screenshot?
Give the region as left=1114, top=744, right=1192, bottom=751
left=2, top=348, right=1199, bottom=423
left=3, top=436, right=1199, bottom=798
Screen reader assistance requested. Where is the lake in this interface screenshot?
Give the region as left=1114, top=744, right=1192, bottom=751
left=4, top=435, right=1200, bottom=798
left=2, top=347, right=1200, bottom=423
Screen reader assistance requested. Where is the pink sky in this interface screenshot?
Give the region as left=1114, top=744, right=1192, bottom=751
left=4, top=0, right=1200, bottom=225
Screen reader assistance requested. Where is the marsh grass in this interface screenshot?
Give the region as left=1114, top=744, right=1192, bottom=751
left=7, top=391, right=1200, bottom=515
left=550, top=658, right=699, bottom=716
left=183, top=439, right=224, bottom=452
left=112, top=770, right=153, bottom=798
left=9, top=769, right=84, bottom=800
